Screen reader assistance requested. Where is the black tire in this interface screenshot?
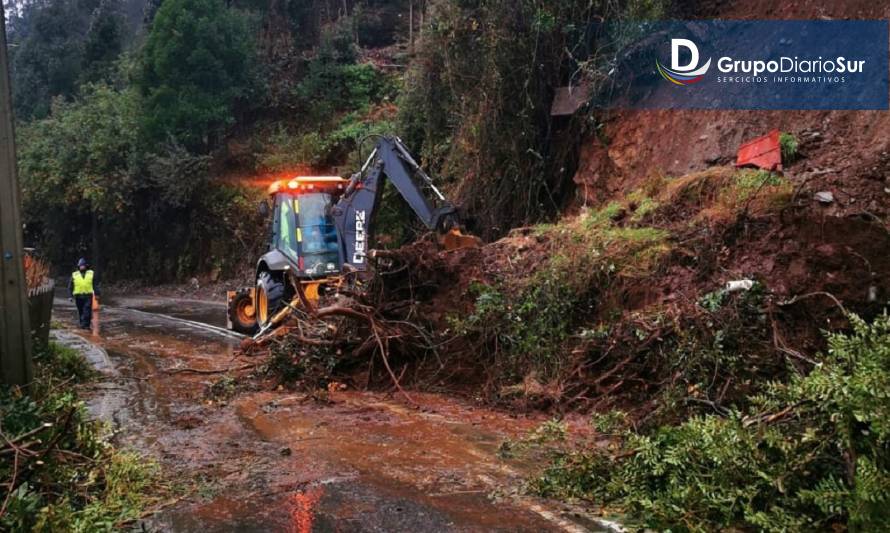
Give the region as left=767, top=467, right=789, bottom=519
left=256, top=271, right=286, bottom=328
left=227, top=288, right=258, bottom=335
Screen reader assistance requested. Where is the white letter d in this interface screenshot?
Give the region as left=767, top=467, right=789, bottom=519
left=672, top=38, right=699, bottom=72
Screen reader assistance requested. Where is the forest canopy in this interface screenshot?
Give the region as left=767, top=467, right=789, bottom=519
left=9, top=0, right=659, bottom=278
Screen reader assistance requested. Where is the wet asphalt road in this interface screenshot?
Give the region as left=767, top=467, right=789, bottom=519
left=53, top=295, right=610, bottom=533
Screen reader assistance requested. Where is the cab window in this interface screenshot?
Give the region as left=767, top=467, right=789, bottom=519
left=277, top=197, right=298, bottom=261
left=296, top=193, right=340, bottom=275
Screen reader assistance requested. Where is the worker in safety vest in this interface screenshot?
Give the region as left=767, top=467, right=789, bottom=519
left=68, top=258, right=99, bottom=329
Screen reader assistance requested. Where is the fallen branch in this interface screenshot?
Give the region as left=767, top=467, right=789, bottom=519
left=0, top=422, right=53, bottom=451
left=36, top=407, right=77, bottom=464
left=0, top=408, right=75, bottom=518
left=779, top=291, right=848, bottom=316
left=685, top=397, right=732, bottom=417
left=164, top=363, right=258, bottom=375
left=279, top=300, right=422, bottom=407
left=370, top=320, right=417, bottom=407
left=0, top=444, right=20, bottom=517
left=771, top=316, right=818, bottom=367
left=743, top=402, right=806, bottom=428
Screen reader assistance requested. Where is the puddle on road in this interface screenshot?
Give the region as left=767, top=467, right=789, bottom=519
left=225, top=391, right=583, bottom=532
left=164, top=482, right=485, bottom=533
left=108, top=295, right=229, bottom=328
left=54, top=298, right=601, bottom=532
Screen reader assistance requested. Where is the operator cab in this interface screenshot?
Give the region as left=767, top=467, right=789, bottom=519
left=267, top=177, right=348, bottom=278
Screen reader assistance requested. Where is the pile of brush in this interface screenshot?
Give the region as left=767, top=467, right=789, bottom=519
left=23, top=252, right=51, bottom=291
left=239, top=239, right=453, bottom=404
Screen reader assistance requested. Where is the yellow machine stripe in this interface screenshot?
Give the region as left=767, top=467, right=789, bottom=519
left=296, top=228, right=302, bottom=242
left=293, top=199, right=299, bottom=214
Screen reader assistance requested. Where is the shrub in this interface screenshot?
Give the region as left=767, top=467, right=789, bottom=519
left=33, top=341, right=96, bottom=381
left=534, top=312, right=890, bottom=532
left=256, top=126, right=329, bottom=171
left=0, top=343, right=160, bottom=531
left=18, top=83, right=140, bottom=218
left=257, top=16, right=397, bottom=171
left=294, top=18, right=396, bottom=125
left=780, top=132, right=800, bottom=164
left=455, top=205, right=670, bottom=383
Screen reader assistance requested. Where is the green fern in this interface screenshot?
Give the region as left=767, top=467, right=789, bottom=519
left=535, top=312, right=890, bottom=531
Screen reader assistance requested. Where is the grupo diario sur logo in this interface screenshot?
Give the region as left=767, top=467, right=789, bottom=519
left=602, top=20, right=889, bottom=110
left=658, top=37, right=869, bottom=87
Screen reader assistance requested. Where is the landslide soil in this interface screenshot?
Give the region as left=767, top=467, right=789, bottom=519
left=561, top=0, right=890, bottom=382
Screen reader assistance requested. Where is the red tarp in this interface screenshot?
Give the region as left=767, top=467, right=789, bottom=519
left=736, top=129, right=782, bottom=172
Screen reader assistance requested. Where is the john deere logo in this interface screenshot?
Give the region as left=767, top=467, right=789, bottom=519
left=657, top=38, right=711, bottom=85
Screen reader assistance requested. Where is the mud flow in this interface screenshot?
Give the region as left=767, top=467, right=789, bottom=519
left=53, top=296, right=602, bottom=532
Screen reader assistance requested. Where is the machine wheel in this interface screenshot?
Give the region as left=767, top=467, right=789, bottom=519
left=256, top=271, right=286, bottom=328
left=227, top=289, right=258, bottom=335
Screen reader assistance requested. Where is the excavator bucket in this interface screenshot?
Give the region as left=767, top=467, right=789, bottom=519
left=439, top=228, right=482, bottom=251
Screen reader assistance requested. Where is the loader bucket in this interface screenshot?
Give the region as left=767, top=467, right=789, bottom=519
left=439, top=228, right=483, bottom=251
left=736, top=129, right=782, bottom=172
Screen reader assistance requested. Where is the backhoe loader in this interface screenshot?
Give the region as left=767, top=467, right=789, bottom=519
left=226, top=135, right=479, bottom=336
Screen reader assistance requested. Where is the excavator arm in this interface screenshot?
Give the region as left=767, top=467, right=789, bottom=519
left=238, top=135, right=478, bottom=339
left=333, top=136, right=468, bottom=272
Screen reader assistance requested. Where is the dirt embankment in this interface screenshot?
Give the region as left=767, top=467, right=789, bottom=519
left=561, top=0, right=890, bottom=370
left=576, top=0, right=890, bottom=220
left=574, top=109, right=890, bottom=222
left=251, top=161, right=890, bottom=415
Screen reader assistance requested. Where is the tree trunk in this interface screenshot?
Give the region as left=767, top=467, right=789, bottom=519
left=409, top=0, right=414, bottom=54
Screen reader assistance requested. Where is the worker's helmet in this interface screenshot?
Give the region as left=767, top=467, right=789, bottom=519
left=77, top=258, right=88, bottom=268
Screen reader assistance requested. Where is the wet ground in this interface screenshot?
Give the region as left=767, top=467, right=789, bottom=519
left=54, top=294, right=610, bottom=532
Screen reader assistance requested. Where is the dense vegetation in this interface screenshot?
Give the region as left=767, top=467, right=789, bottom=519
left=0, top=342, right=161, bottom=530
left=534, top=313, right=890, bottom=531
left=11, top=0, right=665, bottom=279
left=9, top=0, right=407, bottom=279
left=398, top=0, right=665, bottom=237
left=11, top=0, right=266, bottom=280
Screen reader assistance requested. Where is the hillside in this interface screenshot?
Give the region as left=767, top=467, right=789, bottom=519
left=6, top=0, right=890, bottom=530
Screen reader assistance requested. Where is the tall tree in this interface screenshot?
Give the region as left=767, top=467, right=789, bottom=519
left=139, top=0, right=255, bottom=152
left=7, top=0, right=129, bottom=120
left=17, top=83, right=140, bottom=269
left=10, top=0, right=96, bottom=119
left=81, top=0, right=125, bottom=84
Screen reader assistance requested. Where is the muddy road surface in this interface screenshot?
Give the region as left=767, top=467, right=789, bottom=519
left=54, top=294, right=606, bottom=532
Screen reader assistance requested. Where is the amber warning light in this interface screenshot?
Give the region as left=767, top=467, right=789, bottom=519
left=268, top=176, right=348, bottom=195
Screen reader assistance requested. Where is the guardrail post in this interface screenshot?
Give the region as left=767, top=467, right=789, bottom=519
left=0, top=8, right=32, bottom=386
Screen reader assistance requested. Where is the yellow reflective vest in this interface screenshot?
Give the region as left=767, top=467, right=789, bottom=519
left=71, top=270, right=95, bottom=295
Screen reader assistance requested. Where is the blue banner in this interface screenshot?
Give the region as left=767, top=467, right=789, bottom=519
left=596, top=20, right=889, bottom=110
